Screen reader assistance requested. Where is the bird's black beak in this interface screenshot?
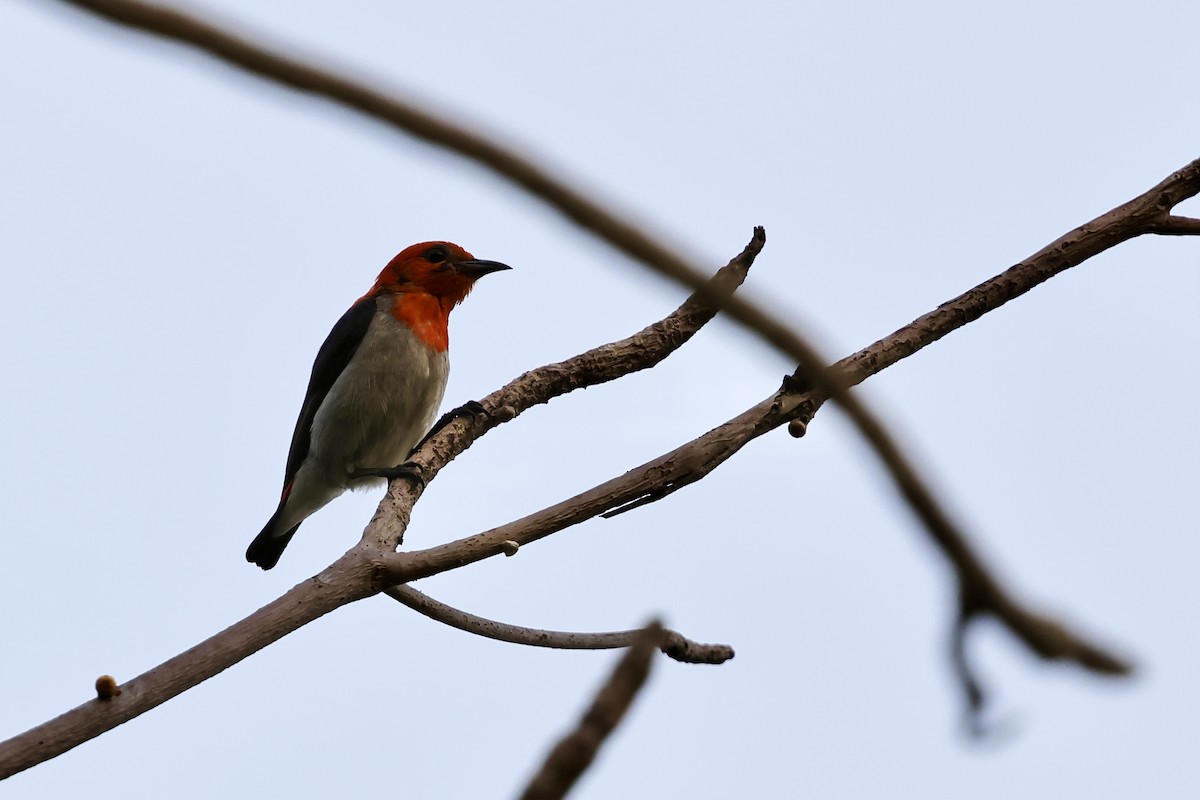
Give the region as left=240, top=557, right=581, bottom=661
left=454, top=259, right=512, bottom=279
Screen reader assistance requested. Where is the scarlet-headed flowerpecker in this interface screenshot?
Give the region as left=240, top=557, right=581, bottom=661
left=246, top=241, right=510, bottom=570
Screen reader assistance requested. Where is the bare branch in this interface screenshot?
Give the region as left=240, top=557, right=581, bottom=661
left=0, top=557, right=378, bottom=779
left=386, top=400, right=774, bottom=582
left=950, top=582, right=1132, bottom=737
left=966, top=580, right=1131, bottom=674
left=828, top=159, right=1200, bottom=395
left=519, top=622, right=663, bottom=800
left=386, top=586, right=734, bottom=665
left=1148, top=215, right=1200, bottom=235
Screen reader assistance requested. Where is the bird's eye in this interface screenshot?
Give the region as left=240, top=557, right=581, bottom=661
left=425, top=245, right=449, bottom=264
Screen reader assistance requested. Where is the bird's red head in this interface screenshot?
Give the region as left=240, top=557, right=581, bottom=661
left=368, top=241, right=511, bottom=306
left=366, top=241, right=511, bottom=352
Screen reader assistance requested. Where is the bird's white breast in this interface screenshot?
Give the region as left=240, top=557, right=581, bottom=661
left=306, top=299, right=449, bottom=490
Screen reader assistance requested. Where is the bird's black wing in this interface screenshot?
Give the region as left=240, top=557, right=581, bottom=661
left=280, top=297, right=377, bottom=489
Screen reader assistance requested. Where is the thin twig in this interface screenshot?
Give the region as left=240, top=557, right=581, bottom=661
left=386, top=586, right=734, bottom=665
left=518, top=622, right=663, bottom=800
left=1148, top=215, right=1200, bottom=234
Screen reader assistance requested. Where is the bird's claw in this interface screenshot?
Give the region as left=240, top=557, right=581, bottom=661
left=780, top=372, right=813, bottom=394
left=432, top=399, right=488, bottom=432
left=409, top=400, right=489, bottom=455
left=351, top=462, right=427, bottom=489
left=457, top=400, right=487, bottom=418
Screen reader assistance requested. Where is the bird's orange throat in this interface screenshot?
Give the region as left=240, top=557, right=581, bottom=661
left=389, top=293, right=452, bottom=352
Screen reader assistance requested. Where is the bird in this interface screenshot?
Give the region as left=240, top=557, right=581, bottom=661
left=246, top=241, right=511, bottom=570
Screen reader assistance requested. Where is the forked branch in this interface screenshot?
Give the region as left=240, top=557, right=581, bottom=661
left=0, top=233, right=762, bottom=779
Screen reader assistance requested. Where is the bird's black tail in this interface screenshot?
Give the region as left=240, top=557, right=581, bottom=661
left=246, top=505, right=301, bottom=570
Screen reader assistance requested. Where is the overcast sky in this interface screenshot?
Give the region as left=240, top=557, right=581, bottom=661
left=3, top=1, right=1199, bottom=797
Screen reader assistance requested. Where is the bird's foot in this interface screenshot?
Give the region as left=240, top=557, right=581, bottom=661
left=409, top=400, right=489, bottom=454
left=351, top=462, right=427, bottom=489
left=780, top=372, right=813, bottom=394
left=455, top=399, right=488, bottom=419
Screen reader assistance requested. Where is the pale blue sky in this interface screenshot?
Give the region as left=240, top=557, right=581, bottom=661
left=3, top=1, right=1198, bottom=797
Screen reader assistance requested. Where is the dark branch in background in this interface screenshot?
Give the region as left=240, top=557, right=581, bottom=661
left=46, top=0, right=800, bottom=357
left=812, top=158, right=1200, bottom=713
left=519, top=622, right=664, bottom=800
left=54, top=0, right=1005, bottom=615
left=386, top=586, right=734, bottom=665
